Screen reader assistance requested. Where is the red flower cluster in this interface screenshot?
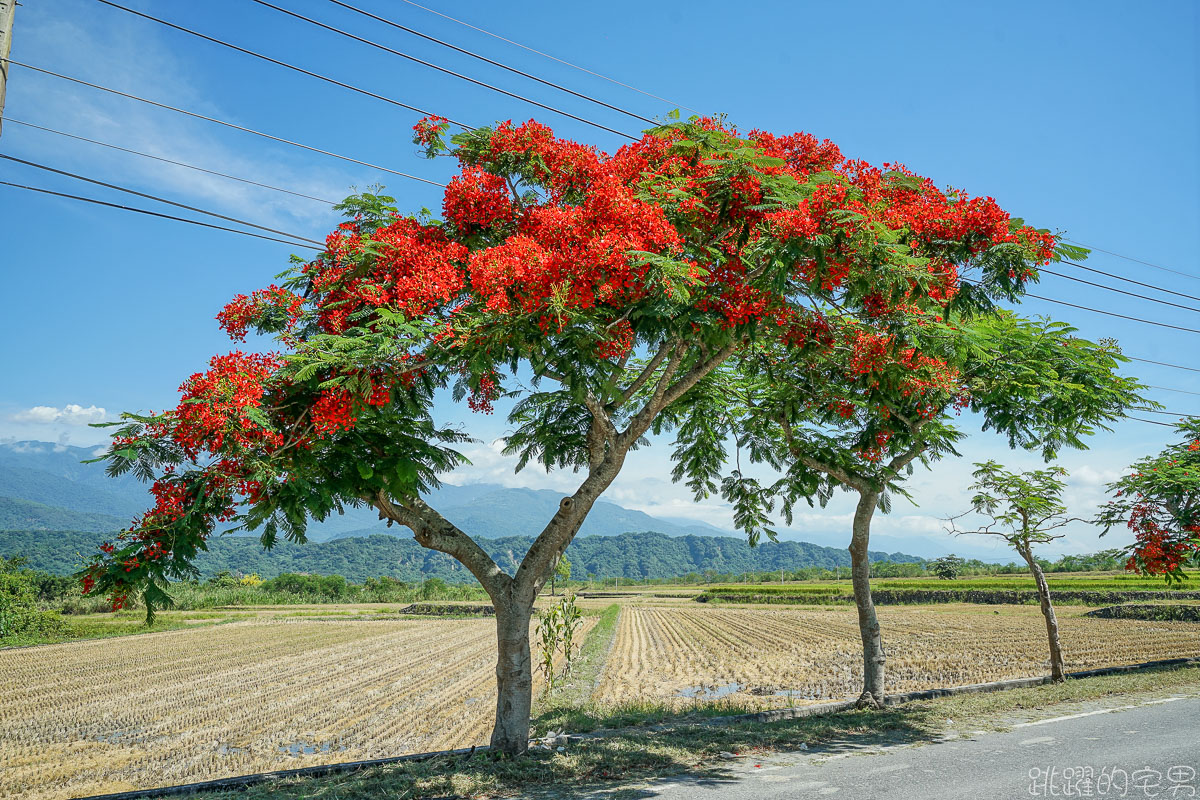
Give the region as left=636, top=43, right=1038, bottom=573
left=308, top=217, right=467, bottom=332
left=172, top=352, right=284, bottom=459
left=444, top=166, right=516, bottom=232
left=1127, top=500, right=1200, bottom=575
left=595, top=320, right=634, bottom=360
left=217, top=285, right=304, bottom=341
left=312, top=387, right=357, bottom=434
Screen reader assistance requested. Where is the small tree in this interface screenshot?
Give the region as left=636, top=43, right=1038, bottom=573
left=549, top=554, right=571, bottom=596
left=1096, top=418, right=1200, bottom=583
left=930, top=554, right=965, bottom=580
left=949, top=461, right=1077, bottom=681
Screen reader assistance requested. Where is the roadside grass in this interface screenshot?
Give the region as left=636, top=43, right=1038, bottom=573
left=167, top=665, right=1200, bottom=800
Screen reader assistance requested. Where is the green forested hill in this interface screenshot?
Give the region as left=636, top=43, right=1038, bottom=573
left=0, top=497, right=126, bottom=532
left=0, top=529, right=919, bottom=583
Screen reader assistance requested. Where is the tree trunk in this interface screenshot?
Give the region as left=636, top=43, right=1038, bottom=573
left=1020, top=545, right=1065, bottom=682
left=850, top=490, right=886, bottom=709
left=490, top=597, right=534, bottom=754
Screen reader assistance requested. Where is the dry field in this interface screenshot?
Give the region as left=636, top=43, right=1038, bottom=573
left=0, top=616, right=589, bottom=800
left=593, top=604, right=1200, bottom=707
left=3, top=603, right=1199, bottom=800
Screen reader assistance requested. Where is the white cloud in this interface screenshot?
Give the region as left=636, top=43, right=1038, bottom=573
left=12, top=404, right=108, bottom=425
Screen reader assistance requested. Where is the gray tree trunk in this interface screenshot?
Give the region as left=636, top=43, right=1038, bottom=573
left=490, top=596, right=534, bottom=754
left=1020, top=544, right=1065, bottom=682
left=850, top=489, right=886, bottom=708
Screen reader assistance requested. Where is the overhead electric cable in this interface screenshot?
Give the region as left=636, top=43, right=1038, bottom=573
left=325, top=0, right=656, bottom=124
left=92, top=0, right=473, bottom=128
left=0, top=59, right=447, bottom=188
left=1127, top=415, right=1179, bottom=428
left=0, top=154, right=325, bottom=246
left=962, top=276, right=1200, bottom=336
left=1059, top=259, right=1200, bottom=303
left=1133, top=408, right=1196, bottom=418
left=1148, top=385, right=1200, bottom=397
left=1127, top=356, right=1200, bottom=374
left=1018, top=291, right=1200, bottom=335
left=249, top=0, right=640, bottom=139
left=1065, top=239, right=1200, bottom=283
left=0, top=180, right=322, bottom=249
left=1039, top=267, right=1200, bottom=315
left=390, top=0, right=699, bottom=113
left=5, top=117, right=339, bottom=205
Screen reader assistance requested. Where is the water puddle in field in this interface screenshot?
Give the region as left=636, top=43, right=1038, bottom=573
left=279, top=740, right=346, bottom=756
left=679, top=682, right=743, bottom=699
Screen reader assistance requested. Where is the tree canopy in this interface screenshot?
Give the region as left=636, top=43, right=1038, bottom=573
left=83, top=113, right=1065, bottom=752
left=1097, top=418, right=1200, bottom=582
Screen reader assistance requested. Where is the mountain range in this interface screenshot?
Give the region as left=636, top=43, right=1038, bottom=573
left=0, top=440, right=924, bottom=579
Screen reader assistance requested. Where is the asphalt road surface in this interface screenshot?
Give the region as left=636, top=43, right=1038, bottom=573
left=613, top=695, right=1200, bottom=800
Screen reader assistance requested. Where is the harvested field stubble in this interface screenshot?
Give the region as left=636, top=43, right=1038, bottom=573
left=0, top=616, right=591, bottom=800
left=593, top=606, right=1200, bottom=708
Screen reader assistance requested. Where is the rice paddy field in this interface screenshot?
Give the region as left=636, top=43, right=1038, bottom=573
left=3, top=596, right=1199, bottom=799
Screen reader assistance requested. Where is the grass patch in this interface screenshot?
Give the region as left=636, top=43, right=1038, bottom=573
left=166, top=665, right=1199, bottom=800
left=534, top=604, right=620, bottom=725
left=0, top=611, right=245, bottom=648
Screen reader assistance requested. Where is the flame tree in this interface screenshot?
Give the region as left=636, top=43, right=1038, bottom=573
left=83, top=115, right=1056, bottom=753
left=1097, top=418, right=1200, bottom=583
left=717, top=312, right=1142, bottom=705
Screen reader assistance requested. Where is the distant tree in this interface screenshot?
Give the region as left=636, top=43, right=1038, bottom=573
left=549, top=554, right=571, bottom=596
left=949, top=461, right=1078, bottom=681
left=930, top=554, right=965, bottom=581
left=1096, top=418, right=1200, bottom=583
left=0, top=555, right=64, bottom=641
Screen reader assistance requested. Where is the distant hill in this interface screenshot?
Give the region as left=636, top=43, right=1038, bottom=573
left=0, top=529, right=920, bottom=583
left=0, top=497, right=125, bottom=532
left=0, top=441, right=737, bottom=542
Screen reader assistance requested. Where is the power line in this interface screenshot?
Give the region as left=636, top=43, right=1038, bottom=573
left=0, top=180, right=322, bottom=249
left=1148, top=385, right=1200, bottom=397
left=325, top=0, right=656, bottom=125
left=1019, top=291, right=1200, bottom=335
left=390, top=0, right=699, bottom=114
left=1, top=58, right=447, bottom=188
left=1127, top=415, right=1180, bottom=428
left=1059, top=259, right=1200, bottom=303
left=1039, top=267, right=1200, bottom=315
left=5, top=117, right=339, bottom=205
left=1065, top=238, right=1200, bottom=283
left=92, top=0, right=472, bottom=127
left=0, top=154, right=325, bottom=246
left=1134, top=408, right=1196, bottom=418
left=250, top=0, right=640, bottom=139
left=1127, top=356, right=1200, bottom=374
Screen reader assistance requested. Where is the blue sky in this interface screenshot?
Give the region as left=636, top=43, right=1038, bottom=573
left=1, top=0, right=1197, bottom=559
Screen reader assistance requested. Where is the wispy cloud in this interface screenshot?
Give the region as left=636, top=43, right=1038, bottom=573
left=8, top=1, right=362, bottom=234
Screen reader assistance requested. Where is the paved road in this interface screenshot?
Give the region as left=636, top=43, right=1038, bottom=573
left=608, top=696, right=1200, bottom=800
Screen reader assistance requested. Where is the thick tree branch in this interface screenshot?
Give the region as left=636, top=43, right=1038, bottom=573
left=613, top=338, right=677, bottom=408
left=512, top=448, right=629, bottom=602
left=621, top=341, right=737, bottom=446
left=374, top=491, right=511, bottom=597
left=794, top=451, right=870, bottom=493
